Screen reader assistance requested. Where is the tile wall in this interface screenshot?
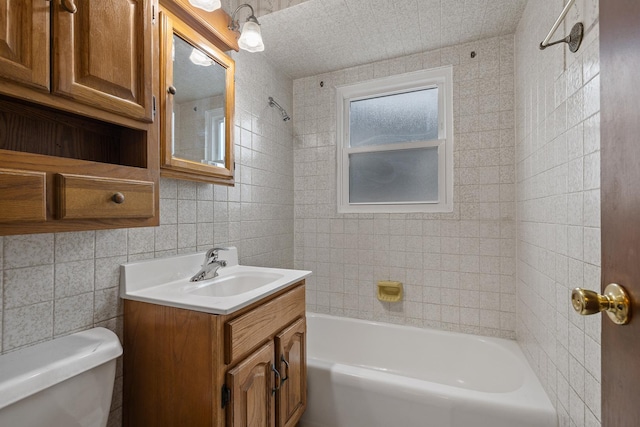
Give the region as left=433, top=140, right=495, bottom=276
left=0, top=50, right=294, bottom=427
left=515, top=0, right=601, bottom=426
left=293, top=34, right=518, bottom=339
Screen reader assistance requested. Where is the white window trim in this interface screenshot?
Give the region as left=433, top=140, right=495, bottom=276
left=336, top=66, right=454, bottom=214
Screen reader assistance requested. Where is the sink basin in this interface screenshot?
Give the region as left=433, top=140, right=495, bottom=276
left=119, top=247, right=312, bottom=314
left=187, top=272, right=284, bottom=297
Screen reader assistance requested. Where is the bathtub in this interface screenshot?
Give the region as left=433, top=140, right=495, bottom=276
left=300, top=313, right=556, bottom=427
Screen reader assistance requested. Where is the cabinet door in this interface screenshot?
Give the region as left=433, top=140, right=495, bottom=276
left=52, top=0, right=153, bottom=122
left=226, top=341, right=276, bottom=427
left=275, top=318, right=307, bottom=427
left=0, top=0, right=49, bottom=90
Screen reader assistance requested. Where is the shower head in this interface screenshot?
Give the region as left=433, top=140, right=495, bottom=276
left=268, top=97, right=291, bottom=122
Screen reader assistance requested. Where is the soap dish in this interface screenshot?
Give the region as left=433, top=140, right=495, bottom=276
left=377, top=281, right=403, bottom=302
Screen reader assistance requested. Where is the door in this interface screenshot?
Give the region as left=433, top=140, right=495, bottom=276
left=600, top=1, right=640, bottom=426
left=226, top=341, right=276, bottom=427
left=275, top=318, right=307, bottom=427
left=52, top=0, right=153, bottom=122
left=0, top=0, right=49, bottom=90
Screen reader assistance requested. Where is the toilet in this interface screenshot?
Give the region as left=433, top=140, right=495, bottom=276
left=0, top=327, right=123, bottom=427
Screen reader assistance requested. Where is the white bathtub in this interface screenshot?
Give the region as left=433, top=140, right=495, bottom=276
left=300, top=313, right=556, bottom=427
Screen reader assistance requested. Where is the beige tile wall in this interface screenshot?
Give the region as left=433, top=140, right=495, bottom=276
left=293, top=34, right=518, bottom=339
left=515, top=0, right=601, bottom=426
left=0, top=50, right=294, bottom=427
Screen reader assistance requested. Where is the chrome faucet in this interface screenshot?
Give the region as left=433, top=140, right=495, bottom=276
left=190, top=248, right=229, bottom=282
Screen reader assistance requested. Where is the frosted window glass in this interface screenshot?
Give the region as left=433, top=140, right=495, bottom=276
left=349, top=147, right=439, bottom=203
left=349, top=88, right=439, bottom=147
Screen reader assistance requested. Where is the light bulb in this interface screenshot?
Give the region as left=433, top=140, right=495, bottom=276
left=189, top=48, right=214, bottom=66
left=188, top=0, right=221, bottom=12
left=238, top=21, right=264, bottom=52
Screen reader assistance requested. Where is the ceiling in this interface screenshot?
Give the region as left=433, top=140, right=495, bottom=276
left=258, top=0, right=529, bottom=79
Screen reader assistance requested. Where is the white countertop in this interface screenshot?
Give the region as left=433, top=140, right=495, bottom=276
left=120, top=248, right=312, bottom=315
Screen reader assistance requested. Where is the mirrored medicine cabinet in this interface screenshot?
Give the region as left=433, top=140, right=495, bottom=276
left=159, top=6, right=236, bottom=185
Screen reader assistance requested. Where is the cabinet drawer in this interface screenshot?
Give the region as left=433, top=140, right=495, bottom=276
left=0, top=169, right=46, bottom=222
left=56, top=173, right=155, bottom=220
left=225, top=285, right=305, bottom=365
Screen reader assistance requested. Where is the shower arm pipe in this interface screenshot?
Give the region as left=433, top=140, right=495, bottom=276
left=268, top=96, right=290, bottom=120
left=539, top=0, right=576, bottom=49
left=268, top=96, right=284, bottom=112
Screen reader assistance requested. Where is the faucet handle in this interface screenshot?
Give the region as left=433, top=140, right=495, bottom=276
left=205, top=247, right=230, bottom=262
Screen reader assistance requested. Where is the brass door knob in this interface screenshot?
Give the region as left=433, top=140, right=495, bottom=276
left=571, top=283, right=631, bottom=325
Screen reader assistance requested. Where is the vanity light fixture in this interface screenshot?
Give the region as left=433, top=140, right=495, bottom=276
left=188, top=0, right=221, bottom=12
left=229, top=4, right=265, bottom=53
left=189, top=48, right=214, bottom=66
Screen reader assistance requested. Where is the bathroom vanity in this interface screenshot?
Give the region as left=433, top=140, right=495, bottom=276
left=120, top=249, right=311, bottom=427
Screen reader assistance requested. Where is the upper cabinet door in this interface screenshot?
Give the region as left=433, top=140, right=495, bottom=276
left=52, top=0, right=153, bottom=122
left=0, top=0, right=49, bottom=90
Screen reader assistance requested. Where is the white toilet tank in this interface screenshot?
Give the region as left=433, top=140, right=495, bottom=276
left=0, top=327, right=123, bottom=427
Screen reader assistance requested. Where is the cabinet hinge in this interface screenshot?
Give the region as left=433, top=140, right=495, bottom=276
left=221, top=385, right=231, bottom=408
left=152, top=95, right=157, bottom=119
left=152, top=4, right=156, bottom=24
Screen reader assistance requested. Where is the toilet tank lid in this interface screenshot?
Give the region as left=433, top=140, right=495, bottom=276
left=0, top=327, right=123, bottom=410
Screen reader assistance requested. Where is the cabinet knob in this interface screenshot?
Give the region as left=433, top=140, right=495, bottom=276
left=112, top=192, right=125, bottom=204
left=167, top=86, right=177, bottom=95
left=60, top=0, right=77, bottom=13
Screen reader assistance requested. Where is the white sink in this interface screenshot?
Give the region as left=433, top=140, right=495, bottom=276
left=120, top=247, right=311, bottom=314
left=186, top=272, right=284, bottom=297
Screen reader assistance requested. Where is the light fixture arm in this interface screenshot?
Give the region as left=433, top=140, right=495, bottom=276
left=229, top=3, right=257, bottom=32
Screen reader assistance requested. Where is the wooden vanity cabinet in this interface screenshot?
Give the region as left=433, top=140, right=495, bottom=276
left=123, top=282, right=307, bottom=427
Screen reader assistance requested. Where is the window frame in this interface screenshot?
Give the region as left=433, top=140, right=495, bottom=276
left=336, top=66, right=454, bottom=213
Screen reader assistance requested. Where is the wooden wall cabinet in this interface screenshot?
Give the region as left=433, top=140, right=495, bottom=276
left=0, top=0, right=160, bottom=234
left=0, top=0, right=152, bottom=121
left=124, top=282, right=307, bottom=427
left=0, top=1, right=50, bottom=91
left=52, top=0, right=153, bottom=122
left=159, top=1, right=237, bottom=185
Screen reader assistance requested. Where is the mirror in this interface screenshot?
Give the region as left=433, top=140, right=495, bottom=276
left=160, top=9, right=235, bottom=185
left=172, top=35, right=226, bottom=167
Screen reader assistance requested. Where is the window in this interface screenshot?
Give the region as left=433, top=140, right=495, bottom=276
left=205, top=108, right=225, bottom=167
left=336, top=66, right=453, bottom=213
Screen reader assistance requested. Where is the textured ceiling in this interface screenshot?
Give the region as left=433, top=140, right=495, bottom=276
left=258, top=0, right=528, bottom=79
